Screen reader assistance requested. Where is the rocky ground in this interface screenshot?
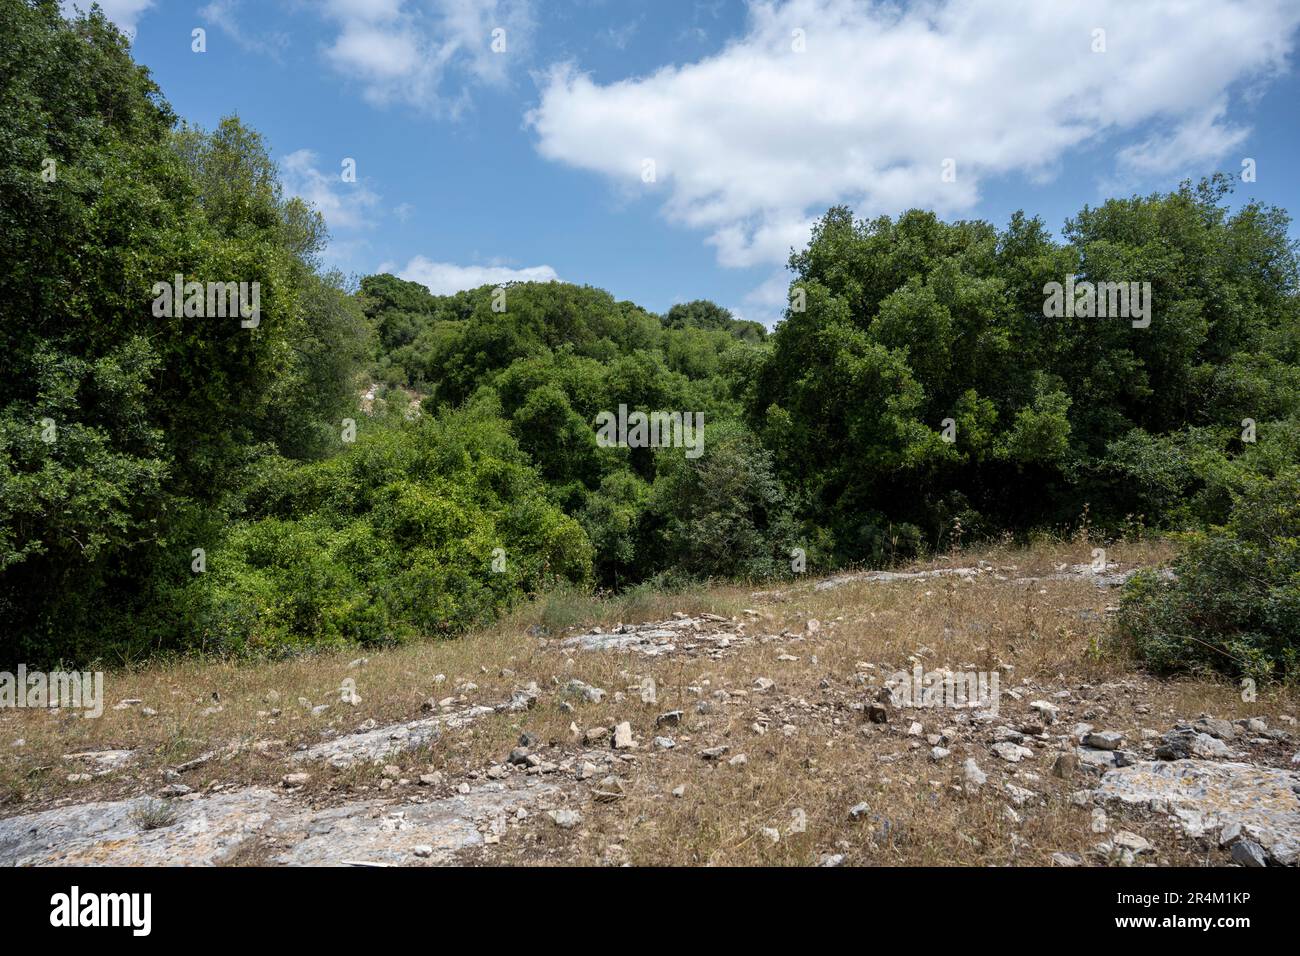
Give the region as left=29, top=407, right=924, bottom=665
left=1, top=540, right=1297, bottom=867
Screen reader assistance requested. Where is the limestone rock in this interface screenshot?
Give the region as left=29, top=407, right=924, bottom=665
left=1095, top=759, right=1300, bottom=865
left=1155, top=728, right=1231, bottom=760
left=1231, top=840, right=1267, bottom=867
left=992, top=742, right=1033, bottom=763
left=1082, top=730, right=1124, bottom=751
left=549, top=809, right=582, bottom=830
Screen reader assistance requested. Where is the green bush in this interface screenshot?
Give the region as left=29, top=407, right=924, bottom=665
left=180, top=410, right=593, bottom=657
left=1116, top=470, right=1300, bottom=682
left=8, top=0, right=1300, bottom=667
left=644, top=421, right=800, bottom=580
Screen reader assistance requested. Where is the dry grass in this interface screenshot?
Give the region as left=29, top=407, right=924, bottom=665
left=3, top=537, right=1296, bottom=866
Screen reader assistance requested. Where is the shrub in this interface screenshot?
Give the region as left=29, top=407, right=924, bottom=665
left=180, top=410, right=593, bottom=657
left=1115, top=470, right=1300, bottom=682
left=644, top=421, right=799, bottom=580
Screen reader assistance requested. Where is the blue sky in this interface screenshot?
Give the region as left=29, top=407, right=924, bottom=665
left=71, top=0, right=1300, bottom=326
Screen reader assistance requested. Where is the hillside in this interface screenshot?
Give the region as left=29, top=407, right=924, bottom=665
left=2, top=0, right=1299, bottom=883
left=2, top=540, right=1297, bottom=866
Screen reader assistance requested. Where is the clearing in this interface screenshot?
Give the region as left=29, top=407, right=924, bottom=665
left=2, top=539, right=1297, bottom=867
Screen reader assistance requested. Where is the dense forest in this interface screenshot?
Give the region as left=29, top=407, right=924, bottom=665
left=2, top=2, right=1297, bottom=679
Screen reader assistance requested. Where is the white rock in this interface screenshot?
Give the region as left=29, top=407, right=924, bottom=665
left=1191, top=733, right=1232, bottom=758
left=1097, top=759, right=1300, bottom=864
left=548, top=809, right=582, bottom=830
left=992, top=742, right=1033, bottom=763
left=1113, top=830, right=1152, bottom=854
left=1029, top=700, right=1059, bottom=723
left=1005, top=784, right=1036, bottom=807
left=1083, top=730, right=1124, bottom=751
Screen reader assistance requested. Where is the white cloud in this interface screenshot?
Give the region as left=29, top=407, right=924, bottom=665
left=529, top=0, right=1300, bottom=269
left=314, top=0, right=535, bottom=115
left=61, top=0, right=155, bottom=39
left=280, top=149, right=382, bottom=231
left=744, top=268, right=794, bottom=307
left=397, top=256, right=559, bottom=294
left=1115, top=98, right=1251, bottom=179
left=200, top=1, right=291, bottom=58
left=729, top=267, right=798, bottom=329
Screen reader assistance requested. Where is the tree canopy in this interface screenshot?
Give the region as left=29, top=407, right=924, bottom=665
left=3, top=0, right=1297, bottom=678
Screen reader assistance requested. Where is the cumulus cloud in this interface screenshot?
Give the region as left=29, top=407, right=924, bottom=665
left=61, top=0, right=155, bottom=39
left=280, top=149, right=382, bottom=231
left=397, top=256, right=559, bottom=294
left=529, top=0, right=1300, bottom=269
left=314, top=0, right=535, bottom=115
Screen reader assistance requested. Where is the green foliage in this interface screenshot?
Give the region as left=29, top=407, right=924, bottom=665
left=664, top=299, right=767, bottom=344
left=643, top=421, right=799, bottom=580
left=1116, top=470, right=1300, bottom=683
left=753, top=181, right=1300, bottom=559
left=354, top=277, right=764, bottom=590
left=182, top=410, right=592, bottom=656
left=578, top=471, right=651, bottom=588
left=5, top=1, right=1300, bottom=676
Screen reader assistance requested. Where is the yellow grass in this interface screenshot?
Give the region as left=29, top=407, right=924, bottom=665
left=3, top=537, right=1295, bottom=866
